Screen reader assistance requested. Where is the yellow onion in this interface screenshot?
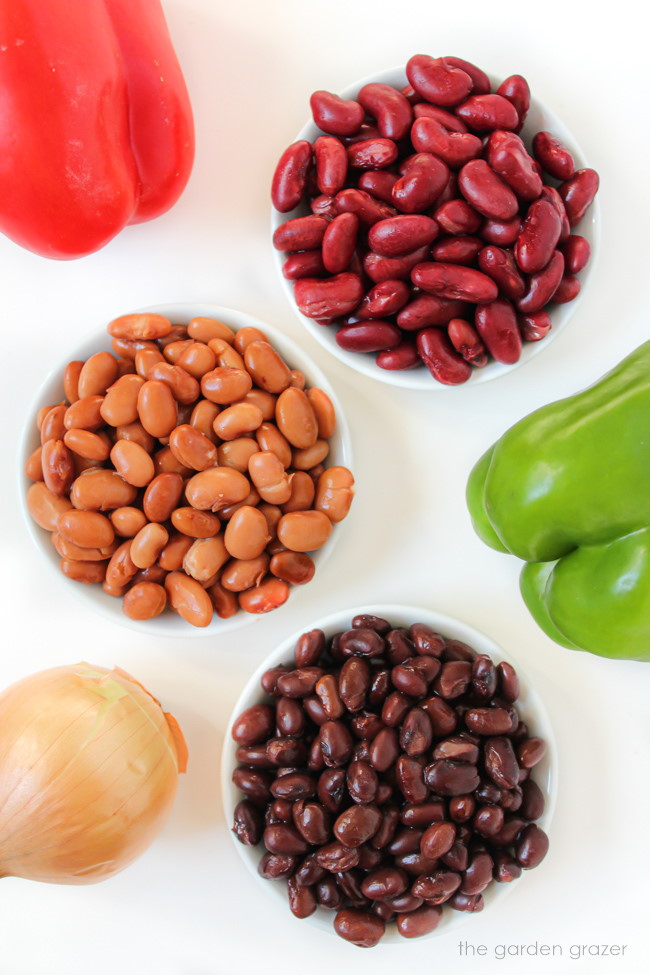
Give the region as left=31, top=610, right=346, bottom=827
left=0, top=663, right=187, bottom=884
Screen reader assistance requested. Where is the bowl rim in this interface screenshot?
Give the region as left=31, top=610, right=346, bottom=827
left=17, top=302, right=354, bottom=638
left=271, top=63, right=601, bottom=390
left=221, top=602, right=558, bottom=945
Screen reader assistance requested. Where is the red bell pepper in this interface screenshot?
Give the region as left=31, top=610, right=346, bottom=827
left=0, top=0, right=194, bottom=259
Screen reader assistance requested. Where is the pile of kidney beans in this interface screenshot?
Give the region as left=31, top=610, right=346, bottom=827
left=271, top=54, right=598, bottom=384
left=230, top=614, right=549, bottom=947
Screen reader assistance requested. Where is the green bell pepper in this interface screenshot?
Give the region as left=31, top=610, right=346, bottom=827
left=466, top=342, right=650, bottom=661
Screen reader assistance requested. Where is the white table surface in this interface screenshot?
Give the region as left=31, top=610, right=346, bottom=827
left=1, top=1, right=648, bottom=973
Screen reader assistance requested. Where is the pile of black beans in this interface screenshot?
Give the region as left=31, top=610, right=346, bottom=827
left=230, top=614, right=549, bottom=947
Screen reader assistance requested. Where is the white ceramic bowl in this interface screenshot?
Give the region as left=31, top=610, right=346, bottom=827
left=222, top=604, right=557, bottom=945
left=271, top=66, right=600, bottom=390
left=18, top=303, right=353, bottom=637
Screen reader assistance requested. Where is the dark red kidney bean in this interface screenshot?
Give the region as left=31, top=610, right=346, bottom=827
left=358, top=170, right=399, bottom=205
left=381, top=691, right=410, bottom=728
left=391, top=660, right=428, bottom=697
left=491, top=816, right=527, bottom=848
left=401, top=801, right=446, bottom=828
left=231, top=704, right=275, bottom=746
left=445, top=56, right=491, bottom=94
left=520, top=779, right=545, bottom=821
left=533, top=131, right=575, bottom=180
left=347, top=760, right=379, bottom=804
left=314, top=135, right=348, bottom=196
left=434, top=199, right=481, bottom=235
left=396, top=755, right=429, bottom=804
left=388, top=827, right=424, bottom=856
left=310, top=90, right=364, bottom=137
left=396, top=903, right=443, bottom=938
left=311, top=193, right=337, bottom=219
left=414, top=100, right=468, bottom=128
left=472, top=654, right=498, bottom=700
left=361, top=866, right=408, bottom=900
left=436, top=169, right=459, bottom=206
left=235, top=745, right=275, bottom=769
left=391, top=153, right=450, bottom=213
left=415, top=327, right=472, bottom=386
left=458, top=159, right=518, bottom=220
left=400, top=708, right=433, bottom=757
left=315, top=674, right=344, bottom=720
left=355, top=280, right=410, bottom=319
left=410, top=116, right=482, bottom=169
left=434, top=660, right=472, bottom=699
left=287, top=876, right=317, bottom=918
left=358, top=82, right=413, bottom=140
left=519, top=310, right=552, bottom=342
left=363, top=244, right=430, bottom=283
left=303, top=695, right=328, bottom=726
left=413, top=261, right=498, bottom=303
left=496, top=661, right=519, bottom=702
left=406, top=55, right=473, bottom=107
left=334, top=804, right=382, bottom=848
left=448, top=794, right=476, bottom=823
left=294, top=272, right=363, bottom=321
left=350, top=711, right=384, bottom=740
left=517, top=250, right=565, bottom=313
left=425, top=760, right=480, bottom=797
left=432, top=736, right=479, bottom=764
left=397, top=294, right=467, bottom=330
left=518, top=737, right=547, bottom=768
left=260, top=665, right=291, bottom=696
left=370, top=806, right=400, bottom=850
left=540, top=185, right=571, bottom=241
left=421, top=696, right=457, bottom=736
left=448, top=319, right=488, bottom=366
left=272, top=141, right=312, bottom=212
left=475, top=298, right=522, bottom=365
left=270, top=772, right=316, bottom=800
left=465, top=707, right=513, bottom=735
left=334, top=908, right=385, bottom=948
left=496, top=74, right=530, bottom=128
left=486, top=131, right=542, bottom=201
left=339, top=627, right=386, bottom=658
left=272, top=214, right=328, bottom=252
left=276, top=667, right=325, bottom=698
left=478, top=245, right=526, bottom=301
left=316, top=876, right=343, bottom=909
left=515, top=199, right=562, bottom=274
left=293, top=801, right=331, bottom=846
left=339, top=657, right=370, bottom=712
left=232, top=799, right=264, bottom=846
left=276, top=697, right=306, bottom=736
left=461, top=851, right=494, bottom=894
left=493, top=850, right=523, bottom=882
left=320, top=720, right=354, bottom=767
left=442, top=839, right=470, bottom=873
left=473, top=804, right=505, bottom=838
left=558, top=168, right=599, bottom=225
left=322, top=212, right=359, bottom=274
left=420, top=820, right=456, bottom=859
left=336, top=321, right=402, bottom=354
left=295, top=629, right=325, bottom=667
left=432, top=236, right=482, bottom=266
left=283, top=250, right=326, bottom=280
left=449, top=892, right=484, bottom=912
left=412, top=870, right=462, bottom=905
left=552, top=274, right=580, bottom=303
left=343, top=122, right=382, bottom=146
left=258, top=852, right=297, bottom=879
left=263, top=823, right=310, bottom=856
left=456, top=93, right=519, bottom=131
left=317, top=767, right=346, bottom=813
left=516, top=824, right=549, bottom=868
left=561, top=234, right=590, bottom=273
left=410, top=623, right=446, bottom=657
left=368, top=214, right=439, bottom=258
left=317, top=841, right=361, bottom=873
left=481, top=215, right=522, bottom=246
left=232, top=767, right=272, bottom=806
left=347, top=138, right=398, bottom=170
left=369, top=727, right=400, bottom=772
left=335, top=187, right=397, bottom=226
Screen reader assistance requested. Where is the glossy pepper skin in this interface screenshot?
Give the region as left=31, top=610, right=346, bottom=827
left=0, top=0, right=194, bottom=259
left=466, top=342, right=650, bottom=661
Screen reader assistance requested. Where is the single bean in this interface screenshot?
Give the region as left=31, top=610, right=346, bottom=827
left=293, top=273, right=363, bottom=322
left=271, top=140, right=312, bottom=212
left=496, top=74, right=530, bottom=127
left=424, top=760, right=480, bottom=796
left=220, top=555, right=269, bottom=591
left=122, top=582, right=167, bottom=621
left=109, top=439, right=155, bottom=488
left=60, top=558, right=107, bottom=584
left=517, top=250, right=565, bottom=313
left=334, top=909, right=385, bottom=948
left=185, top=467, right=251, bottom=512
left=41, top=439, right=75, bottom=497
left=475, top=298, right=522, bottom=365
left=411, top=116, right=482, bottom=169
left=458, top=159, right=519, bottom=220
left=412, top=870, right=462, bottom=905
left=406, top=54, right=473, bottom=107
left=334, top=804, right=382, bottom=848
left=164, top=571, right=213, bottom=627
left=416, top=328, right=472, bottom=385
left=391, top=154, right=449, bottom=213
left=456, top=93, right=519, bottom=131
left=516, top=824, right=549, bottom=868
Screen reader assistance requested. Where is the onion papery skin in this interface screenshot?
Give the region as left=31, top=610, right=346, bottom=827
left=0, top=663, right=187, bottom=884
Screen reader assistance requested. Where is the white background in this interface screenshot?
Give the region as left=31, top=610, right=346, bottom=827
left=1, top=1, right=648, bottom=973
